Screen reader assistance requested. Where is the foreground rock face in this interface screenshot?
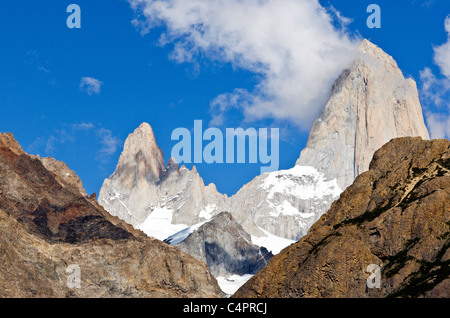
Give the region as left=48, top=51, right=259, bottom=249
left=296, top=40, right=430, bottom=191
left=167, top=212, right=273, bottom=278
left=0, top=132, right=223, bottom=298
left=234, top=137, right=449, bottom=298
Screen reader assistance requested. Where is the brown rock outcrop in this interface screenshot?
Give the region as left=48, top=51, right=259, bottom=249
left=34, top=155, right=88, bottom=197
left=0, top=132, right=223, bottom=298
left=234, top=137, right=449, bottom=298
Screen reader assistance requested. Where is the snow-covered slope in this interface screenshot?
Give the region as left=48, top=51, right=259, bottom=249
left=228, top=165, right=342, bottom=242
left=163, top=220, right=208, bottom=245
left=137, top=207, right=189, bottom=241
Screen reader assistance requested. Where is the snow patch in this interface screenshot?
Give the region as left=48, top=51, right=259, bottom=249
left=216, top=274, right=253, bottom=296
left=138, top=207, right=188, bottom=241
left=269, top=200, right=300, bottom=217
left=164, top=220, right=209, bottom=245
left=251, top=227, right=296, bottom=255
left=260, top=165, right=342, bottom=200
left=198, top=204, right=216, bottom=220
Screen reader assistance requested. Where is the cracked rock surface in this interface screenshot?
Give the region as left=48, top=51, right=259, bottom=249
left=0, top=132, right=223, bottom=298
left=234, top=137, right=449, bottom=298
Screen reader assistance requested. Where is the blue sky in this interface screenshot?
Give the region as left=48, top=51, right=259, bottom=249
left=0, top=0, right=449, bottom=196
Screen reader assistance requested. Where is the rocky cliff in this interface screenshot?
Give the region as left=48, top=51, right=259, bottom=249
left=296, top=40, right=430, bottom=191
left=233, top=137, right=449, bottom=298
left=0, top=132, right=223, bottom=298
left=166, top=212, right=273, bottom=278
left=98, top=123, right=228, bottom=238
left=227, top=39, right=430, bottom=242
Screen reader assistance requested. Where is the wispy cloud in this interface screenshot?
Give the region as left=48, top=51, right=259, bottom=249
left=412, top=0, right=435, bottom=8
left=80, top=77, right=103, bottom=95
left=425, top=112, right=450, bottom=140
left=28, top=136, right=58, bottom=154
left=27, top=123, right=121, bottom=162
left=96, top=128, right=121, bottom=160
left=420, top=15, right=450, bottom=139
left=25, top=50, right=48, bottom=72
left=434, top=16, right=450, bottom=78
left=420, top=67, right=450, bottom=107
left=72, top=122, right=95, bottom=130
left=37, top=65, right=50, bottom=74
left=128, top=0, right=359, bottom=131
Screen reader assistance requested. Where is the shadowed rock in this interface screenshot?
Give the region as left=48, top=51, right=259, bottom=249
left=168, top=212, right=273, bottom=277
left=0, top=132, right=223, bottom=298
left=234, top=137, right=449, bottom=298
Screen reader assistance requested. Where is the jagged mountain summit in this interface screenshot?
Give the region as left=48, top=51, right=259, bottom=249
left=0, top=132, right=223, bottom=298
left=98, top=123, right=273, bottom=290
left=234, top=137, right=449, bottom=298
left=296, top=39, right=430, bottom=191
left=224, top=39, right=430, bottom=242
left=166, top=212, right=274, bottom=296
left=98, top=122, right=228, bottom=240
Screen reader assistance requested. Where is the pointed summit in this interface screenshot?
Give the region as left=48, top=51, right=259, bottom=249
left=113, top=122, right=165, bottom=189
left=135, top=122, right=158, bottom=143
left=359, top=38, right=380, bottom=51
left=98, top=122, right=227, bottom=230
left=296, top=39, right=430, bottom=190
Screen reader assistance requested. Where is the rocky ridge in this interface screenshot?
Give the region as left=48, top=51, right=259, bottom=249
left=233, top=137, right=449, bottom=298
left=0, top=132, right=223, bottom=298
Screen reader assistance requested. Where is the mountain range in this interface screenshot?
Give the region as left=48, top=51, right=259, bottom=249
left=97, top=39, right=431, bottom=293
left=0, top=39, right=446, bottom=298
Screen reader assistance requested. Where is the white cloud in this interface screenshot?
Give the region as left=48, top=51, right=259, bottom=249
left=420, top=67, right=450, bottom=107
left=80, top=77, right=103, bottom=95
left=72, top=122, right=95, bottom=130
left=420, top=15, right=450, bottom=140
left=128, top=0, right=359, bottom=130
left=96, top=128, right=121, bottom=159
left=425, top=112, right=450, bottom=139
left=434, top=15, right=450, bottom=78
